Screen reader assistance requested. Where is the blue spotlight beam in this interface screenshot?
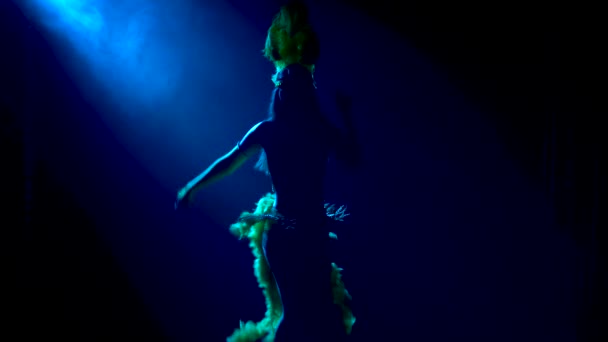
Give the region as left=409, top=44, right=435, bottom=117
left=21, top=0, right=182, bottom=112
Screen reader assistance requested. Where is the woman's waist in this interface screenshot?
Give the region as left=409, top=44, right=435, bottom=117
left=273, top=200, right=326, bottom=220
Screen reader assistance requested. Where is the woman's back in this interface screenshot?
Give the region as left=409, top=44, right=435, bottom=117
left=262, top=118, right=350, bottom=342
left=263, top=118, right=335, bottom=220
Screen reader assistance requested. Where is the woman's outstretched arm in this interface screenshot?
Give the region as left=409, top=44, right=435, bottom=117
left=175, top=121, right=268, bottom=209
left=180, top=146, right=247, bottom=192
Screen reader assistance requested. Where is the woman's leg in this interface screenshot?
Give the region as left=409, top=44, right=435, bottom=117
left=266, top=228, right=346, bottom=341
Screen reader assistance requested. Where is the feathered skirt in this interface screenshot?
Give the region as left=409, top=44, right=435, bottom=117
left=226, top=193, right=355, bottom=342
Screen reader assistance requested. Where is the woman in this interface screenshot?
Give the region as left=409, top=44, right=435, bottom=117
left=176, top=2, right=359, bottom=341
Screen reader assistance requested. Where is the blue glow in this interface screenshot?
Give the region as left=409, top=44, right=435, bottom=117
left=16, top=0, right=272, bottom=219
left=25, top=0, right=181, bottom=110
left=46, top=0, right=104, bottom=33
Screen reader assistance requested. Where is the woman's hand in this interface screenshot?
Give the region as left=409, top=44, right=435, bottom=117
left=175, top=186, right=195, bottom=210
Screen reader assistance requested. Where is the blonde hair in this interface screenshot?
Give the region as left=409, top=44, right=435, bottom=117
left=263, top=2, right=320, bottom=85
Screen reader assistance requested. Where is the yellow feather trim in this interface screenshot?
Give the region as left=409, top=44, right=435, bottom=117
left=226, top=193, right=355, bottom=341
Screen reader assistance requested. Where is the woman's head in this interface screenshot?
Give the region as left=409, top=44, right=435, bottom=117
left=263, top=1, right=320, bottom=85
left=274, top=1, right=310, bottom=37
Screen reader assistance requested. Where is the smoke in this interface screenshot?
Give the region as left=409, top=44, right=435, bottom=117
left=15, top=0, right=273, bottom=215
left=21, top=0, right=183, bottom=111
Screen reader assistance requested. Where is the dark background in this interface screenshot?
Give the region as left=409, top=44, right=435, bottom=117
left=2, top=0, right=606, bottom=341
